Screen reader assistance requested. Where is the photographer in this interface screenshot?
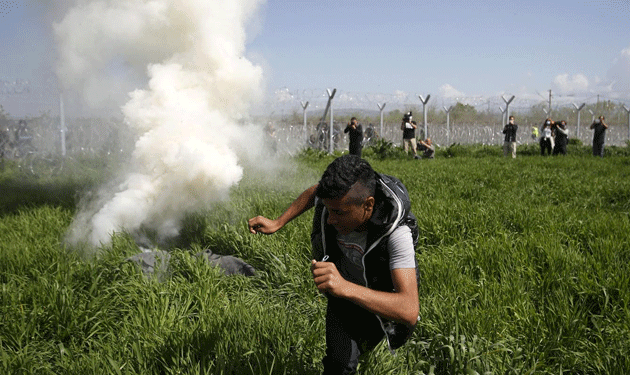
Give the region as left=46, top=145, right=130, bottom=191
left=502, top=115, right=518, bottom=158
left=400, top=112, right=418, bottom=158
left=539, top=119, right=554, bottom=156
left=590, top=115, right=608, bottom=157
left=552, top=120, right=569, bottom=156
left=344, top=117, right=363, bottom=157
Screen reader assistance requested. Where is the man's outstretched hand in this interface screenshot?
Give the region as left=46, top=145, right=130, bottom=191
left=248, top=216, right=281, bottom=234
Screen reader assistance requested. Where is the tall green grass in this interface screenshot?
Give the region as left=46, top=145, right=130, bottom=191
left=1, top=149, right=629, bottom=374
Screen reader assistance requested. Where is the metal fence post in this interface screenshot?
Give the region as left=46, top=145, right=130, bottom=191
left=60, top=94, right=67, bottom=157
left=377, top=103, right=386, bottom=140
left=443, top=106, right=453, bottom=145
left=588, top=109, right=595, bottom=123
left=418, top=94, right=430, bottom=139
left=502, top=95, right=515, bottom=123
left=301, top=101, right=309, bottom=145
left=326, top=89, right=336, bottom=154
left=623, top=105, right=630, bottom=141
left=572, top=103, right=585, bottom=139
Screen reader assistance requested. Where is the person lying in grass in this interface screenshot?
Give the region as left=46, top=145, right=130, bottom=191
left=249, top=154, right=420, bottom=375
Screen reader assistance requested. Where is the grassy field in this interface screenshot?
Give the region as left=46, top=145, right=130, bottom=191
left=1, top=144, right=629, bottom=374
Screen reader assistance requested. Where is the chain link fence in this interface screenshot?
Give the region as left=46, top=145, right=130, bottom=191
left=3, top=88, right=629, bottom=158
left=261, top=88, right=630, bottom=153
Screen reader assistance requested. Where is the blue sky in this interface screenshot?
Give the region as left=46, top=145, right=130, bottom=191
left=1, top=0, right=629, bottom=116
left=248, top=0, right=630, bottom=101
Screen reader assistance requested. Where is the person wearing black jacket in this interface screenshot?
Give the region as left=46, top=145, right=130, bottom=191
left=590, top=115, right=608, bottom=157
left=553, top=120, right=569, bottom=155
left=248, top=155, right=419, bottom=375
left=502, top=115, right=518, bottom=158
left=344, top=117, right=363, bottom=157
left=400, top=112, right=418, bottom=158
left=540, top=119, right=554, bottom=156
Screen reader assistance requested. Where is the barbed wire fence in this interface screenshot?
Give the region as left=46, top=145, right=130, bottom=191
left=261, top=88, right=630, bottom=154
left=1, top=115, right=134, bottom=163
left=2, top=85, right=630, bottom=159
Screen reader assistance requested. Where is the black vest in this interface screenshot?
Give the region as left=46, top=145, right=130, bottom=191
left=311, top=173, right=419, bottom=350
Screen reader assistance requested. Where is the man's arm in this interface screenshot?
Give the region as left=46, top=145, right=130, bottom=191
left=311, top=261, right=419, bottom=327
left=248, top=184, right=318, bottom=234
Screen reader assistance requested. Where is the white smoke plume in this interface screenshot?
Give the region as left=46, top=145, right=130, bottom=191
left=58, top=0, right=266, bottom=247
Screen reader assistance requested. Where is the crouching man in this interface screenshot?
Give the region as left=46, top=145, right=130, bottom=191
left=248, top=155, right=419, bottom=374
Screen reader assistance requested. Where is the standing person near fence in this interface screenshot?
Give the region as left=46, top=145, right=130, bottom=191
left=531, top=126, right=539, bottom=141
left=539, top=119, right=554, bottom=156
left=401, top=112, right=418, bottom=159
left=344, top=117, right=363, bottom=157
left=248, top=155, right=419, bottom=375
left=502, top=115, right=518, bottom=158
left=552, top=120, right=569, bottom=155
left=590, top=116, right=608, bottom=157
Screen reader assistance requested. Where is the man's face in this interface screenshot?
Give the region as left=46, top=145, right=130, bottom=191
left=322, top=188, right=374, bottom=235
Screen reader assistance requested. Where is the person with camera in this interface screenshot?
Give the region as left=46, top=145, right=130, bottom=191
left=344, top=117, right=363, bottom=157
left=552, top=120, right=569, bottom=155
left=400, top=112, right=418, bottom=159
left=502, top=115, right=518, bottom=158
left=539, top=119, right=554, bottom=156
left=590, top=115, right=608, bottom=157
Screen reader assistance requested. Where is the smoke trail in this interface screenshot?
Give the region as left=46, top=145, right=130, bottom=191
left=58, top=0, right=265, bottom=247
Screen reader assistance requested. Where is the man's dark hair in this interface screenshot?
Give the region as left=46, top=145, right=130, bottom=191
left=316, top=155, right=376, bottom=204
left=350, top=117, right=357, bottom=122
